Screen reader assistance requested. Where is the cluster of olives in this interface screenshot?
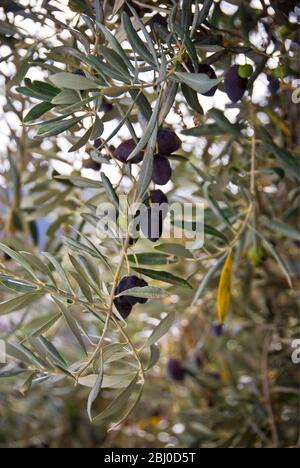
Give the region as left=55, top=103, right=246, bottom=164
left=113, top=194, right=169, bottom=318
left=84, top=131, right=176, bottom=245
left=187, top=60, right=253, bottom=102
left=224, top=64, right=279, bottom=101
left=153, top=129, right=181, bottom=186
left=114, top=275, right=148, bottom=319
left=190, top=61, right=280, bottom=103
left=112, top=128, right=181, bottom=187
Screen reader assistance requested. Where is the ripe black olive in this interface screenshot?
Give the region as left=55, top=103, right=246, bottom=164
left=186, top=60, right=218, bottom=96
left=140, top=190, right=169, bottom=242
left=152, top=154, right=172, bottom=186
left=114, top=139, right=144, bottom=164
left=100, top=98, right=113, bottom=113
left=224, top=65, right=248, bottom=103
left=142, top=189, right=169, bottom=215
left=82, top=158, right=101, bottom=171
left=198, top=63, right=218, bottom=97
left=114, top=275, right=148, bottom=319
left=73, top=69, right=85, bottom=76
left=166, top=358, right=186, bottom=382
left=157, top=128, right=181, bottom=155
left=212, top=322, right=223, bottom=337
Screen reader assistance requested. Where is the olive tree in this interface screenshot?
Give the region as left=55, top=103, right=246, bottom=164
left=0, top=0, right=299, bottom=448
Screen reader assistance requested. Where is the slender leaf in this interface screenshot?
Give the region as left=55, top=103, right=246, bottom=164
left=49, top=72, right=99, bottom=90
left=94, top=373, right=140, bottom=421
left=87, top=351, right=104, bottom=422
left=24, top=102, right=54, bottom=123
left=143, top=311, right=175, bottom=348
left=0, top=291, right=44, bottom=316
left=52, top=298, right=87, bottom=354
left=217, top=254, right=232, bottom=324
left=175, top=72, right=221, bottom=94
left=117, top=286, right=167, bottom=300
left=132, top=267, right=193, bottom=289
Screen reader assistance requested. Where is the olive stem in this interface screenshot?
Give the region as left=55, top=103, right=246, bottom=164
left=75, top=234, right=131, bottom=380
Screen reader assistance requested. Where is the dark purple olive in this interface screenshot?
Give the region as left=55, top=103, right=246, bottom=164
left=142, top=209, right=164, bottom=243
left=94, top=139, right=102, bottom=149
left=114, top=139, right=144, bottom=164
left=114, top=275, right=148, bottom=319
left=267, top=75, right=280, bottom=94
left=167, top=358, right=186, bottom=382
left=152, top=154, right=172, bottom=186
left=82, top=158, right=101, bottom=171
left=186, top=60, right=218, bottom=95
left=212, top=322, right=223, bottom=337
left=113, top=295, right=132, bottom=319
left=141, top=190, right=169, bottom=242
left=198, top=63, right=218, bottom=96
left=148, top=13, right=168, bottom=30
left=100, top=99, right=113, bottom=113
left=224, top=65, right=248, bottom=103
left=73, top=69, right=85, bottom=76
left=142, top=189, right=169, bottom=215
left=157, top=128, right=181, bottom=155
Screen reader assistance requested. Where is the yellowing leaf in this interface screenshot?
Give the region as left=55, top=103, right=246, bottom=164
left=217, top=254, right=232, bottom=324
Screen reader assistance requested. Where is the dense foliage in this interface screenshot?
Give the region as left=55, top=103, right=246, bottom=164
left=0, top=0, right=299, bottom=448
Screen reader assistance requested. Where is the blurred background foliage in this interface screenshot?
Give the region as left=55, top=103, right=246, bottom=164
left=0, top=0, right=299, bottom=448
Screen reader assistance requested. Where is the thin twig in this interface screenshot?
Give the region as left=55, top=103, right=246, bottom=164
left=75, top=234, right=131, bottom=380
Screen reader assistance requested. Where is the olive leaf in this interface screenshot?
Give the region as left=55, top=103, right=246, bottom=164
left=0, top=291, right=44, bottom=316
left=142, top=311, right=176, bottom=348
left=132, top=267, right=193, bottom=290
left=175, top=72, right=221, bottom=94
left=49, top=72, right=99, bottom=90
left=217, top=254, right=232, bottom=324
left=87, top=351, right=104, bottom=422
left=117, top=286, right=167, bottom=300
